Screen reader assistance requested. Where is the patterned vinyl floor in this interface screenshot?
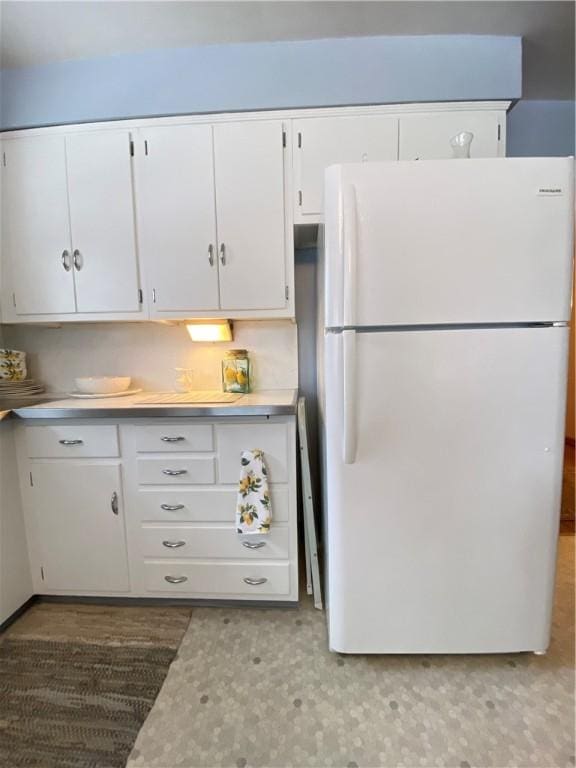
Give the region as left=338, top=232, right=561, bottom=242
left=128, top=536, right=575, bottom=768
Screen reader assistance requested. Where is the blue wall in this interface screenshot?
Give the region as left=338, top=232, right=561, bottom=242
left=0, top=34, right=521, bottom=130
left=507, top=100, right=575, bottom=157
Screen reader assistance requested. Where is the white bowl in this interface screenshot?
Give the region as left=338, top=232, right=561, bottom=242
left=74, top=377, right=132, bottom=395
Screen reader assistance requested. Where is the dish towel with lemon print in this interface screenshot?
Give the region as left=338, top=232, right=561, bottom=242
left=236, top=449, right=272, bottom=534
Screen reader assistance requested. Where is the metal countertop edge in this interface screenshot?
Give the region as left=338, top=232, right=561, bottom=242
left=10, top=404, right=297, bottom=419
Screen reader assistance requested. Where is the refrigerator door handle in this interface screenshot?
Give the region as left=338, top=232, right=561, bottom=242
left=342, top=329, right=357, bottom=464
left=342, top=184, right=358, bottom=327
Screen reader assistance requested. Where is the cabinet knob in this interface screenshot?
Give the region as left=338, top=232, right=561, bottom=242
left=243, top=577, right=268, bottom=586
left=160, top=436, right=185, bottom=442
left=111, top=491, right=119, bottom=516
left=160, top=503, right=185, bottom=511
left=242, top=541, right=266, bottom=549
left=219, top=243, right=226, bottom=266
left=73, top=249, right=83, bottom=271
left=61, top=250, right=72, bottom=272
left=162, top=469, right=188, bottom=476
left=164, top=575, right=188, bottom=584
left=162, top=540, right=186, bottom=548
left=208, top=244, right=215, bottom=267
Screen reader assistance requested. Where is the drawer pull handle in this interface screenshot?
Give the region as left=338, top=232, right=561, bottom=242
left=165, top=575, right=188, bottom=584
left=162, top=469, right=188, bottom=476
left=242, top=541, right=266, bottom=549
left=161, top=503, right=185, bottom=511
left=111, top=491, right=119, bottom=516
left=163, top=540, right=186, bottom=548
left=243, top=577, right=268, bottom=586
left=59, top=439, right=83, bottom=446
left=160, top=436, right=185, bottom=442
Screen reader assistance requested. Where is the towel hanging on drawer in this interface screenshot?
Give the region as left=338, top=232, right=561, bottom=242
left=236, top=449, right=272, bottom=535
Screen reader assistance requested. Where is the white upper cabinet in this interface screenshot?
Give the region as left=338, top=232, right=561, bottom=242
left=2, top=136, right=76, bottom=315
left=136, top=124, right=220, bottom=314
left=293, top=116, right=399, bottom=223
left=214, top=120, right=288, bottom=311
left=136, top=119, right=291, bottom=317
left=66, top=131, right=140, bottom=313
left=1, top=131, right=142, bottom=319
left=1, top=102, right=508, bottom=323
left=398, top=110, right=503, bottom=161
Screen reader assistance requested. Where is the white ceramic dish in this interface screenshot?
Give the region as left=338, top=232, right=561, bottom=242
left=67, top=388, right=142, bottom=399
left=74, top=376, right=132, bottom=395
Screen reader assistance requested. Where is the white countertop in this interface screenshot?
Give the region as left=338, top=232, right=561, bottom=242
left=11, top=389, right=298, bottom=419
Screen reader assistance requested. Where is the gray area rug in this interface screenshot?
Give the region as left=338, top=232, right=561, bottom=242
left=129, top=536, right=575, bottom=768
left=0, top=604, right=191, bottom=768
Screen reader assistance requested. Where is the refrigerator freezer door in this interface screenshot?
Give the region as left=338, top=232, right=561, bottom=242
left=323, top=326, right=568, bottom=653
left=324, top=158, right=574, bottom=328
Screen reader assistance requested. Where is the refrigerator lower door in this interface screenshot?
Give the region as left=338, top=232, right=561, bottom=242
left=323, top=326, right=568, bottom=653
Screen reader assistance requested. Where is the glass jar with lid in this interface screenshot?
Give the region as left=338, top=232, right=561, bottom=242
left=222, top=350, right=250, bottom=393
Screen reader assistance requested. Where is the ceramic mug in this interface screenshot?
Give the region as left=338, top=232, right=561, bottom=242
left=0, top=349, right=27, bottom=381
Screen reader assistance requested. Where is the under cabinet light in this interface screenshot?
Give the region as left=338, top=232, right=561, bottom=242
left=185, top=320, right=233, bottom=342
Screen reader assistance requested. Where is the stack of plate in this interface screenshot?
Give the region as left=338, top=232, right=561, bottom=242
left=0, top=378, right=45, bottom=397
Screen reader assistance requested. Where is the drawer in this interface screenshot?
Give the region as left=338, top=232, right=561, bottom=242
left=137, top=457, right=215, bottom=485
left=25, top=425, right=119, bottom=458
left=136, top=486, right=290, bottom=523
left=140, top=525, right=290, bottom=560
left=134, top=424, right=213, bottom=453
left=216, top=422, right=289, bottom=484
left=143, top=561, right=290, bottom=596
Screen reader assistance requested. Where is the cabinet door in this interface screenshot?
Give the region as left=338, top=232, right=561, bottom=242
left=214, top=121, right=287, bottom=311
left=66, top=131, right=140, bottom=313
left=399, top=111, right=503, bottom=160
left=1, top=136, right=75, bottom=315
left=216, top=422, right=290, bottom=484
left=293, top=116, right=399, bottom=220
left=137, top=125, right=220, bottom=313
left=30, top=463, right=129, bottom=592
left=0, top=422, right=33, bottom=624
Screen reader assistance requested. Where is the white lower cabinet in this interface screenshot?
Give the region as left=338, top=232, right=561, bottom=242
left=28, top=462, right=130, bottom=593
left=18, top=416, right=298, bottom=603
left=123, top=417, right=298, bottom=602
left=0, top=421, right=33, bottom=625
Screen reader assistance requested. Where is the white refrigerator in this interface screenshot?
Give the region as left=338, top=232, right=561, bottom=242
left=318, top=157, right=574, bottom=654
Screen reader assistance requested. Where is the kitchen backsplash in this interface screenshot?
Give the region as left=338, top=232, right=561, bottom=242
left=3, top=320, right=298, bottom=393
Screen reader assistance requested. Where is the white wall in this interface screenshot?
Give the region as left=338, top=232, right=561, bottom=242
left=3, top=320, right=298, bottom=394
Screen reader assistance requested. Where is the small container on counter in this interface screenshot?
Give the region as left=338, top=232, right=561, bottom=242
left=174, top=368, right=195, bottom=393
left=222, top=350, right=250, bottom=393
